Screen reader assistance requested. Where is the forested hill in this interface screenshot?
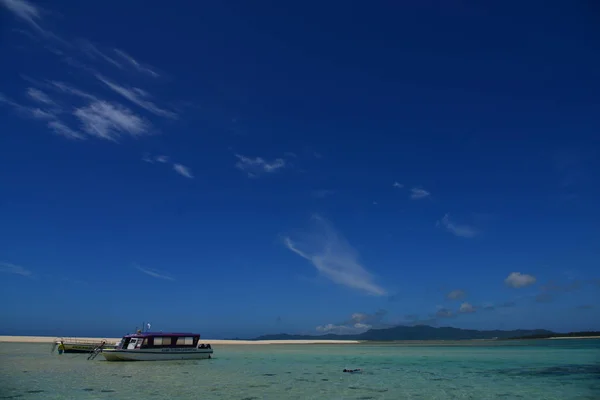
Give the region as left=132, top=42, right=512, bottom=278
left=250, top=325, right=555, bottom=341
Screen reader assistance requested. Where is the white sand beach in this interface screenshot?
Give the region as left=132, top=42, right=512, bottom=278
left=547, top=336, right=600, bottom=340
left=0, top=336, right=360, bottom=345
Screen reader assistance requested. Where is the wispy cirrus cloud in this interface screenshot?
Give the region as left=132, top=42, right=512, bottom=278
left=74, top=100, right=151, bottom=141
left=283, top=215, right=387, bottom=296
left=2, top=0, right=182, bottom=167
left=143, top=154, right=170, bottom=164
left=48, top=120, right=84, bottom=140
left=49, top=81, right=97, bottom=101
left=437, top=213, right=479, bottom=238
left=173, top=163, right=194, bottom=179
left=0, top=261, right=33, bottom=277
left=0, top=0, right=44, bottom=34
left=134, top=264, right=175, bottom=281
left=410, top=187, right=430, bottom=200
left=143, top=153, right=194, bottom=178
left=113, top=49, right=160, bottom=78
left=96, top=75, right=176, bottom=118
left=235, top=154, right=286, bottom=178
left=77, top=39, right=123, bottom=69
left=26, top=87, right=55, bottom=105
left=505, top=272, right=537, bottom=288
left=393, top=181, right=404, bottom=188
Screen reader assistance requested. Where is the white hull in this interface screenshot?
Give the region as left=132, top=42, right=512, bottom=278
left=101, top=348, right=213, bottom=361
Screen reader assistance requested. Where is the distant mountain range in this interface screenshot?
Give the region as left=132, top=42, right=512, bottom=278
left=248, top=325, right=556, bottom=341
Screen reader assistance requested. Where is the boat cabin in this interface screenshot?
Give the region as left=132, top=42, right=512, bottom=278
left=116, top=332, right=210, bottom=350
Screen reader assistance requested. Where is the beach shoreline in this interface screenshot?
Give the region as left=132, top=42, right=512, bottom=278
left=0, top=335, right=361, bottom=345
left=547, top=336, right=600, bottom=340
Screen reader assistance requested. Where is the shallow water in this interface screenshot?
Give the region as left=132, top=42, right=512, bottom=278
left=1, top=340, right=599, bottom=399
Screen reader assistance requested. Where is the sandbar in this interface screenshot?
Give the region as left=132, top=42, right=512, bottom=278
left=547, top=336, right=600, bottom=340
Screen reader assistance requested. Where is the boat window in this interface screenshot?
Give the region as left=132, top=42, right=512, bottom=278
left=176, top=336, right=194, bottom=346
left=127, top=338, right=138, bottom=350
left=154, top=337, right=172, bottom=346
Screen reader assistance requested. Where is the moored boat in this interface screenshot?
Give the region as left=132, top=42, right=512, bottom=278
left=52, top=337, right=117, bottom=354
left=98, top=331, right=213, bottom=361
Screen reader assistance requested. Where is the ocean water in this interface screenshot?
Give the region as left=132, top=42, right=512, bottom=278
left=1, top=340, right=599, bottom=399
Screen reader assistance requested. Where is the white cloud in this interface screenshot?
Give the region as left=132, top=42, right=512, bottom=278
left=78, top=39, right=123, bottom=69
left=446, top=289, right=466, bottom=300
left=97, top=75, right=176, bottom=118
left=393, top=181, right=404, bottom=188
left=50, top=81, right=97, bottom=101
left=74, top=100, right=150, bottom=141
left=505, top=272, right=537, bottom=288
left=235, top=154, right=286, bottom=177
left=31, top=108, right=55, bottom=120
left=47, top=120, right=84, bottom=140
left=0, top=261, right=33, bottom=277
left=142, top=154, right=170, bottom=164
left=459, top=302, right=476, bottom=313
left=26, top=87, right=54, bottom=105
left=315, top=322, right=371, bottom=334
left=113, top=49, right=159, bottom=78
left=438, top=213, right=479, bottom=238
left=173, top=163, right=194, bottom=179
left=0, top=92, right=25, bottom=109
left=1, top=91, right=86, bottom=139
left=283, top=215, right=387, bottom=296
left=0, top=0, right=44, bottom=34
left=410, top=187, right=430, bottom=199
left=134, top=264, right=174, bottom=281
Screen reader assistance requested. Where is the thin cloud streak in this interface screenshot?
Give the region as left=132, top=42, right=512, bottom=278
left=26, top=87, right=55, bottom=105
left=0, top=261, right=33, bottom=277
left=283, top=215, right=387, bottom=296
left=114, top=49, right=160, bottom=77
left=0, top=0, right=44, bottom=34
left=96, top=75, right=177, bottom=118
left=48, top=120, right=84, bottom=139
left=77, top=39, right=123, bottom=69
left=134, top=264, right=175, bottom=281
left=235, top=154, right=286, bottom=177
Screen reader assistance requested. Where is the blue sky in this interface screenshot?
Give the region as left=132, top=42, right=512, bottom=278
left=0, top=0, right=599, bottom=338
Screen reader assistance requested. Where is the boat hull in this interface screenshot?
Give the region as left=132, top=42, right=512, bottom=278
left=53, top=339, right=117, bottom=354
left=101, top=349, right=213, bottom=361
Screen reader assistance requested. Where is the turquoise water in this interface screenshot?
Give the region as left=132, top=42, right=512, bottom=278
left=1, top=340, right=599, bottom=399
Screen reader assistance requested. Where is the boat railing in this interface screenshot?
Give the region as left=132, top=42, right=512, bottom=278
left=56, top=337, right=112, bottom=345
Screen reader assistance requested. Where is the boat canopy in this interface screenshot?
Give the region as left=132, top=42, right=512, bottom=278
left=123, top=332, right=200, bottom=339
